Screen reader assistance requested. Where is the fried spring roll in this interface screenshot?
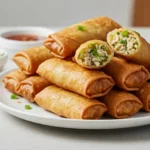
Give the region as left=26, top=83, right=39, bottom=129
left=134, top=82, right=150, bottom=112
left=107, top=28, right=150, bottom=67
left=74, top=40, right=114, bottom=69
left=13, top=46, right=54, bottom=75
left=2, top=69, right=28, bottom=94
left=37, top=58, right=115, bottom=98
left=103, top=57, right=150, bottom=91
left=44, top=17, right=121, bottom=58
left=34, top=85, right=107, bottom=119
left=17, top=76, right=50, bottom=102
left=100, top=90, right=143, bottom=119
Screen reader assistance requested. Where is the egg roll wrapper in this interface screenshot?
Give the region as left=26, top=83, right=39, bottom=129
left=34, top=85, right=107, bottom=119
left=134, top=82, right=150, bottom=112
left=74, top=40, right=114, bottom=69
left=37, top=58, right=115, bottom=98
left=13, top=46, right=54, bottom=75
left=100, top=90, right=143, bottom=119
left=103, top=57, right=150, bottom=91
left=17, top=76, right=50, bottom=102
left=107, top=28, right=150, bottom=67
left=2, top=69, right=28, bottom=94
left=44, top=16, right=121, bottom=58
left=146, top=66, right=150, bottom=74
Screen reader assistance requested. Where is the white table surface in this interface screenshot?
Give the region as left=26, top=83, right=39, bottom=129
left=1, top=27, right=150, bottom=150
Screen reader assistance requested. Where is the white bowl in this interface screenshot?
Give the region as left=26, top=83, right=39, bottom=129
left=0, top=49, right=8, bottom=72
left=0, top=27, right=54, bottom=58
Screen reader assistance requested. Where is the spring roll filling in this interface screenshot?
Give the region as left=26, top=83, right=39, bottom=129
left=78, top=44, right=109, bottom=67
left=116, top=100, right=141, bottom=117
left=111, top=30, right=139, bottom=54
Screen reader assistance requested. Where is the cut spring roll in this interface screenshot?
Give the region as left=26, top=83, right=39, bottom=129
left=134, top=82, right=150, bottom=112
left=3, top=69, right=28, bottom=94
left=103, top=57, right=150, bottom=91
left=74, top=40, right=114, bottom=69
left=13, top=46, right=54, bottom=75
left=17, top=76, right=50, bottom=102
left=34, top=85, right=107, bottom=119
left=44, top=16, right=121, bottom=58
left=37, top=58, right=115, bottom=98
left=107, top=28, right=150, bottom=67
left=100, top=90, right=143, bottom=119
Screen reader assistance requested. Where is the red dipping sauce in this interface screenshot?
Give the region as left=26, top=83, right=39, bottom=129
left=6, top=34, right=46, bottom=41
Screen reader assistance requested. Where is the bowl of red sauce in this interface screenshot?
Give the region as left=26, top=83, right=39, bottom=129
left=0, top=27, right=54, bottom=58
left=6, top=34, right=45, bottom=41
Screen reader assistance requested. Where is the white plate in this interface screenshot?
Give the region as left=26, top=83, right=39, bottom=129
left=1, top=69, right=150, bottom=129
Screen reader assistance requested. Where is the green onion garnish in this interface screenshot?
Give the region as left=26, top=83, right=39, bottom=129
left=77, top=25, right=87, bottom=31
left=11, top=94, right=18, bottom=99
left=120, top=39, right=127, bottom=45
left=25, top=105, right=32, bottom=110
left=121, top=30, right=129, bottom=37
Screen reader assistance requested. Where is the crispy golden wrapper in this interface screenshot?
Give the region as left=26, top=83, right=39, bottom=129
left=134, top=82, right=150, bottom=112
left=100, top=89, right=143, bottom=119
left=37, top=58, right=115, bottom=98
left=3, top=69, right=28, bottom=94
left=13, top=46, right=54, bottom=75
left=17, top=76, right=50, bottom=102
left=103, top=57, right=150, bottom=91
left=34, top=85, right=107, bottom=119
left=44, top=16, right=121, bottom=58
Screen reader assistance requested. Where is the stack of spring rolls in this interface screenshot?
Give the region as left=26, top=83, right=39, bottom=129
left=3, top=16, right=150, bottom=120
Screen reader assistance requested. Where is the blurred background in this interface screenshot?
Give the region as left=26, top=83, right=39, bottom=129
left=0, top=0, right=148, bottom=27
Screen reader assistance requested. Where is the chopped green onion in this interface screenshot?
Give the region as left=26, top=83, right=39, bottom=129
left=120, top=39, right=127, bottom=45
left=89, top=49, right=99, bottom=57
left=77, top=25, right=87, bottom=31
left=25, top=105, right=32, bottom=110
left=121, top=30, right=129, bottom=37
left=11, top=94, right=18, bottom=99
